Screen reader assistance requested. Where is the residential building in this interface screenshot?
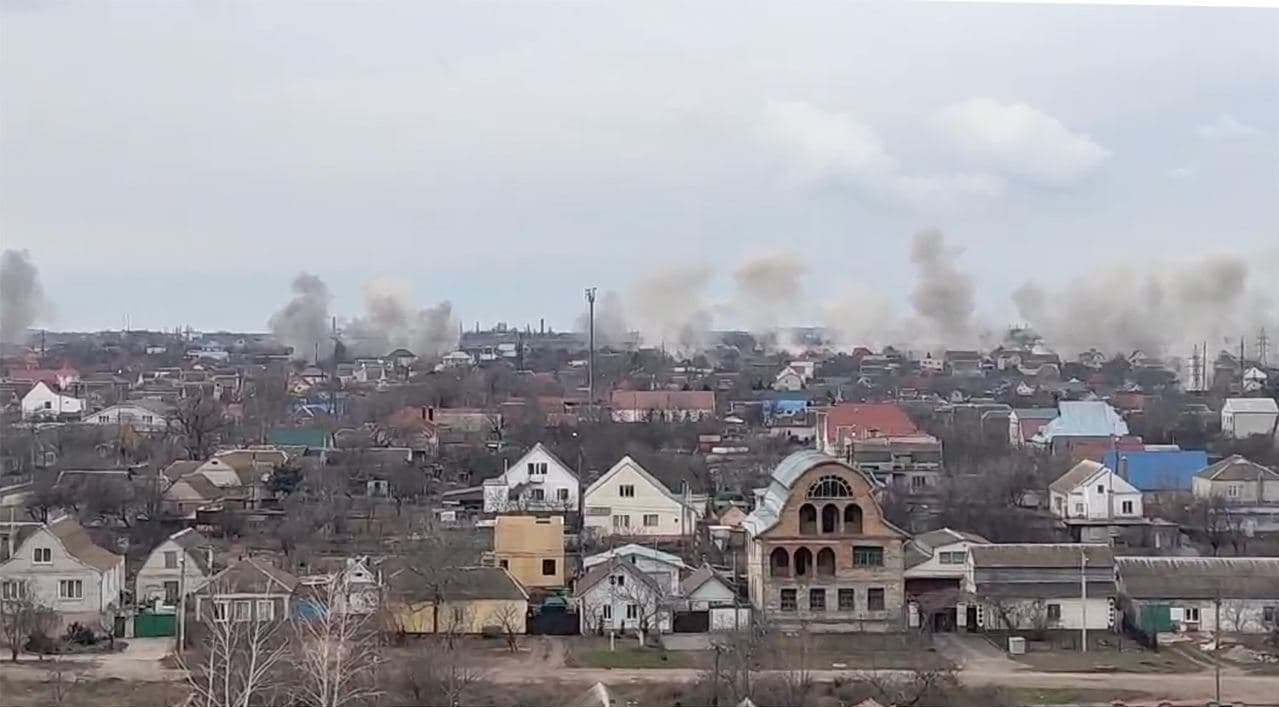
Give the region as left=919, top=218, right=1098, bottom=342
left=386, top=565, right=528, bottom=634
left=482, top=442, right=580, bottom=513
left=773, top=366, right=805, bottom=392
left=80, top=400, right=174, bottom=432
left=490, top=515, right=565, bottom=589
left=1220, top=398, right=1278, bottom=439
left=1049, top=460, right=1144, bottom=522
left=20, top=381, right=85, bottom=420
left=135, top=529, right=212, bottom=611
left=850, top=435, right=943, bottom=493
left=1101, top=450, right=1209, bottom=494
left=610, top=390, right=716, bottom=423
left=192, top=557, right=298, bottom=623
left=0, top=516, right=125, bottom=630
left=581, top=544, right=688, bottom=596
left=296, top=556, right=382, bottom=616
left=742, top=450, right=909, bottom=632
left=1192, top=455, right=1279, bottom=505
left=943, top=350, right=984, bottom=377
left=1008, top=408, right=1059, bottom=447
left=583, top=456, right=697, bottom=539
left=1030, top=401, right=1129, bottom=454
left=903, top=528, right=989, bottom=632
left=7, top=366, right=80, bottom=391
left=1118, top=557, right=1279, bottom=634
left=815, top=402, right=920, bottom=456
left=575, top=557, right=673, bottom=636
left=965, top=544, right=1115, bottom=632
left=679, top=565, right=737, bottom=611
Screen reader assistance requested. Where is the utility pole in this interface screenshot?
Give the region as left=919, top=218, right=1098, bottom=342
left=177, top=553, right=186, bottom=655
left=585, top=287, right=597, bottom=404
left=1258, top=327, right=1270, bottom=367
left=1080, top=551, right=1088, bottom=653
left=1214, top=584, right=1222, bottom=704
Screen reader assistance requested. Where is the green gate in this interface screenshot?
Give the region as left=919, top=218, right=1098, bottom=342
left=133, top=612, right=176, bottom=638
left=1139, top=603, right=1172, bottom=634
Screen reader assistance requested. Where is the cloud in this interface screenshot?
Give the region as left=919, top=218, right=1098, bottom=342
left=759, top=100, right=1003, bottom=208
left=1197, top=114, right=1264, bottom=141
left=936, top=98, right=1111, bottom=184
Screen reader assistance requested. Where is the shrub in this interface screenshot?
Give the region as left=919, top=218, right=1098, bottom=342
left=63, top=622, right=97, bottom=646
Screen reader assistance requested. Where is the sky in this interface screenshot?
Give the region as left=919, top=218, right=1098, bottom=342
left=2, top=0, right=1277, bottom=341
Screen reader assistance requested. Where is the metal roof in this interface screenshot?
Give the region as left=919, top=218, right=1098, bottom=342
left=1103, top=450, right=1209, bottom=491
left=1118, top=557, right=1279, bottom=600
left=1222, top=397, right=1278, bottom=414
left=1032, top=401, right=1128, bottom=442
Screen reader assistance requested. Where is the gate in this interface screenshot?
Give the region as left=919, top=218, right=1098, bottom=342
left=527, top=609, right=579, bottom=635
left=134, top=612, right=176, bottom=638
left=672, top=610, right=710, bottom=633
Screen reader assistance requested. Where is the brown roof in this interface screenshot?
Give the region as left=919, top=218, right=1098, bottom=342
left=209, top=557, right=298, bottom=594
left=610, top=390, right=715, bottom=411
left=822, top=403, right=918, bottom=443
left=1197, top=455, right=1279, bottom=482
left=48, top=516, right=123, bottom=573
left=388, top=565, right=528, bottom=601
left=969, top=543, right=1113, bottom=569
left=166, top=528, right=212, bottom=574
left=1049, top=460, right=1106, bottom=495
left=162, top=460, right=202, bottom=482
left=180, top=474, right=224, bottom=502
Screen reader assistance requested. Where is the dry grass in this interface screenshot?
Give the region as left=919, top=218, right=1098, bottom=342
left=0, top=676, right=188, bottom=707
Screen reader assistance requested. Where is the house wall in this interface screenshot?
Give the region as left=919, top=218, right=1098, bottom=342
left=392, top=598, right=528, bottom=634
left=903, top=541, right=980, bottom=580
left=21, top=383, right=85, bottom=419
left=0, top=528, right=121, bottom=629
left=583, top=461, right=689, bottom=538
left=586, top=554, right=683, bottom=595
left=611, top=408, right=713, bottom=423
left=976, top=596, right=1113, bottom=631
left=1053, top=471, right=1143, bottom=520
left=1193, top=477, right=1279, bottom=504
left=576, top=572, right=672, bottom=634
left=82, top=405, right=168, bottom=432
left=686, top=579, right=736, bottom=610
left=483, top=446, right=579, bottom=513
left=1132, top=597, right=1279, bottom=634
left=493, top=515, right=564, bottom=588
left=710, top=607, right=752, bottom=630
left=136, top=540, right=211, bottom=609
left=1222, top=410, right=1278, bottom=439
left=193, top=593, right=290, bottom=623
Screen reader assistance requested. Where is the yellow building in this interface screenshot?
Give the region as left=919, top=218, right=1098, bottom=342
left=492, top=515, right=565, bottom=588
left=386, top=566, right=529, bottom=635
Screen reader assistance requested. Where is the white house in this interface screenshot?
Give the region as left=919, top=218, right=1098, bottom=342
left=135, top=528, right=213, bottom=611
left=0, top=516, right=125, bottom=631
left=1221, top=398, right=1279, bottom=440
left=20, top=382, right=86, bottom=420
left=1118, top=557, right=1279, bottom=634
left=966, top=544, right=1115, bottom=632
left=904, top=528, right=990, bottom=631
left=81, top=400, right=174, bottom=432
left=679, top=565, right=737, bottom=611
left=483, top=442, right=580, bottom=513
left=574, top=558, right=672, bottom=637
left=193, top=557, right=298, bottom=623
left=582, top=456, right=696, bottom=538
left=773, top=366, right=805, bottom=392
left=1048, top=460, right=1143, bottom=521
left=582, top=544, right=689, bottom=596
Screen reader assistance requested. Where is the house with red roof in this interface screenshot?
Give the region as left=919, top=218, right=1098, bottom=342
left=815, top=402, right=919, bottom=456
left=610, top=390, right=715, bottom=423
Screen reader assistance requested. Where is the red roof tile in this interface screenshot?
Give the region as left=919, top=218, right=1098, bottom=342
left=822, top=403, right=918, bottom=443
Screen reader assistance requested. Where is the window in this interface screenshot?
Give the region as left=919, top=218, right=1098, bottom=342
left=1097, top=484, right=1105, bottom=494
left=619, top=484, right=635, bottom=498
left=33, top=547, right=52, bottom=564
left=528, top=462, right=547, bottom=476
left=853, top=546, right=884, bottom=567
left=809, top=588, right=826, bottom=612
left=213, top=601, right=229, bottom=622
left=542, top=559, right=557, bottom=576
left=843, top=504, right=863, bottom=534
left=838, top=588, right=855, bottom=611
left=164, top=581, right=180, bottom=605
left=821, top=504, right=839, bottom=533
left=142, top=415, right=154, bottom=424
left=1186, top=607, right=1201, bottom=622
left=557, top=488, right=570, bottom=501
left=798, top=504, right=818, bottom=535
left=1046, top=603, right=1061, bottom=622
left=1121, top=500, right=1133, bottom=514
left=625, top=604, right=638, bottom=620
left=99, top=415, right=109, bottom=423
left=1227, top=484, right=1240, bottom=498
left=867, top=587, right=885, bottom=611
left=602, top=605, right=612, bottom=619
left=1074, top=503, right=1085, bottom=515
left=234, top=600, right=252, bottom=622
left=612, top=515, right=630, bottom=529
left=643, top=514, right=659, bottom=527
left=164, top=551, right=178, bottom=569
left=769, top=548, right=790, bottom=578
left=59, top=580, right=83, bottom=600
left=610, top=574, right=626, bottom=588
left=910, top=475, right=927, bottom=490
left=807, top=476, right=851, bottom=498
left=498, top=559, right=509, bottom=569
left=256, top=600, right=274, bottom=622
left=780, top=589, right=797, bottom=612
left=531, top=488, right=545, bottom=501
left=1263, top=607, right=1276, bottom=624
left=939, top=551, right=967, bottom=565
left=816, top=548, right=836, bottom=576
left=1, top=581, right=25, bottom=600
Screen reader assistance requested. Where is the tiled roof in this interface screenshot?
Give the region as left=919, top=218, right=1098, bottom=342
left=167, top=528, right=212, bottom=574
left=610, top=390, right=715, bottom=411
left=209, top=557, right=298, bottom=594
left=48, top=516, right=123, bottom=573
left=1197, top=455, right=1279, bottom=482
left=822, top=403, right=918, bottom=443
left=1048, top=460, right=1106, bottom=495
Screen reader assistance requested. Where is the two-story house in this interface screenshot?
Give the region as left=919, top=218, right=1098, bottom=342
left=903, top=528, right=989, bottom=632
left=0, top=516, right=124, bottom=630
left=1220, top=398, right=1278, bottom=440
left=742, top=450, right=909, bottom=632
left=574, top=557, right=673, bottom=637
left=135, top=528, right=213, bottom=611
left=483, top=443, right=580, bottom=513
left=20, top=382, right=85, bottom=421
left=1049, top=460, right=1144, bottom=522
left=490, top=515, right=565, bottom=588
left=80, top=400, right=174, bottom=432
left=582, top=544, right=689, bottom=597
left=583, top=456, right=698, bottom=539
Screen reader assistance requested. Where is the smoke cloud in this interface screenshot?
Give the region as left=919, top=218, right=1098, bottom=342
left=268, top=272, right=333, bottom=361
left=576, top=289, right=631, bottom=348
left=1, top=250, right=49, bottom=345
left=345, top=277, right=458, bottom=359
left=908, top=228, right=977, bottom=345
left=627, top=265, right=716, bottom=353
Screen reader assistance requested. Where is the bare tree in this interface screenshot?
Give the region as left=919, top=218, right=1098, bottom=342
left=45, top=657, right=72, bottom=705
left=0, top=581, right=56, bottom=662
left=180, top=582, right=290, bottom=707
left=291, top=574, right=384, bottom=707
left=705, top=617, right=769, bottom=704
left=170, top=393, right=228, bottom=460
left=398, top=521, right=484, bottom=645
left=490, top=601, right=522, bottom=652
left=25, top=472, right=70, bottom=522
left=397, top=641, right=487, bottom=707
left=863, top=658, right=958, bottom=707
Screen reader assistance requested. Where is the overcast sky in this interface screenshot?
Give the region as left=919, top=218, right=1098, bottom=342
left=3, top=1, right=1276, bottom=335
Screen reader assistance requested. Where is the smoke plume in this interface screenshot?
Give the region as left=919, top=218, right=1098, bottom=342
left=732, top=252, right=809, bottom=340
left=269, top=272, right=333, bottom=361
left=346, top=277, right=458, bottom=359
left=628, top=265, right=716, bottom=353
left=1, top=250, right=49, bottom=345
left=576, top=289, right=631, bottom=347
left=908, top=228, right=977, bottom=345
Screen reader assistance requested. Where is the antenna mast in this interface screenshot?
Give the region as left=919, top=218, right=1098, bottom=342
left=585, top=287, right=597, bottom=405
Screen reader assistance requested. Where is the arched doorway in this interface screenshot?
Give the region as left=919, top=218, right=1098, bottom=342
left=769, top=547, right=790, bottom=577
left=794, top=547, right=813, bottom=577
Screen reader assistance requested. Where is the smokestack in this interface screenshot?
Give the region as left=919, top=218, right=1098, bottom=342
left=540, top=318, right=545, bottom=335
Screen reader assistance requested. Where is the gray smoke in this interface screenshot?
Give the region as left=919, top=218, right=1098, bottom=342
left=0, top=250, right=49, bottom=345
left=628, top=265, right=716, bottom=353
left=576, top=289, right=631, bottom=347
left=269, top=272, right=333, bottom=361
left=1011, top=281, right=1046, bottom=325
left=410, top=300, right=458, bottom=359
left=909, top=228, right=977, bottom=345
left=732, top=252, right=809, bottom=345
left=346, top=278, right=458, bottom=359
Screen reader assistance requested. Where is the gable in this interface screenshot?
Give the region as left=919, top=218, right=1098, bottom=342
left=584, top=456, right=679, bottom=504
left=501, top=443, right=578, bottom=486
left=766, top=460, right=905, bottom=539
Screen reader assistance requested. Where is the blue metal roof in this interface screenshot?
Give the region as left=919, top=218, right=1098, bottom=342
left=1104, top=450, right=1209, bottom=491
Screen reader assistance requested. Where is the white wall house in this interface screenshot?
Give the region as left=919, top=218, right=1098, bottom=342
left=0, top=516, right=125, bottom=631
left=966, top=544, right=1115, bottom=632
left=1221, top=398, right=1279, bottom=440
left=582, top=544, right=688, bottom=596
left=680, top=565, right=737, bottom=611
left=583, top=456, right=696, bottom=538
left=82, top=401, right=172, bottom=432
left=773, top=367, right=805, bottom=392
left=1049, top=460, right=1143, bottom=521
left=483, top=442, right=579, bottom=513
left=20, top=382, right=85, bottom=420
left=135, top=529, right=213, bottom=611
left=1118, top=557, right=1279, bottom=634
left=574, top=559, right=672, bottom=637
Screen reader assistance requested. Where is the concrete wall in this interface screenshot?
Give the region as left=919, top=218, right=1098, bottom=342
left=393, top=598, right=528, bottom=634
left=1223, top=411, right=1278, bottom=439
left=977, top=596, right=1113, bottom=631
left=583, top=460, right=688, bottom=537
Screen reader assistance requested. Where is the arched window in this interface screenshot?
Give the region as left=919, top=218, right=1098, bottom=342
left=794, top=547, right=813, bottom=577
left=808, top=475, right=852, bottom=499
left=798, top=504, right=818, bottom=535
left=769, top=547, right=790, bottom=577
left=844, top=504, right=864, bottom=535
left=816, top=547, right=836, bottom=576
left=821, top=504, right=840, bottom=534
